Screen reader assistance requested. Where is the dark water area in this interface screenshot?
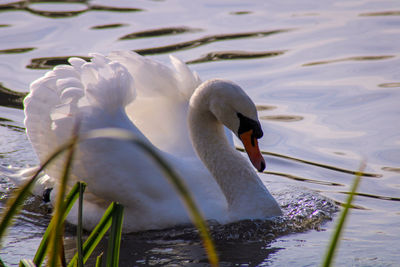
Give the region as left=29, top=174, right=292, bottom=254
left=1, top=0, right=399, bottom=266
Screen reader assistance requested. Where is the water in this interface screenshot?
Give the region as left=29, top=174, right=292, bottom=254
left=0, top=0, right=399, bottom=266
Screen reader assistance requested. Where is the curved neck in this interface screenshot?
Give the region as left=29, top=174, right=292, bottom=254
left=188, top=82, right=280, bottom=219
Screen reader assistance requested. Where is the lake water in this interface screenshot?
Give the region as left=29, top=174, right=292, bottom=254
left=0, top=0, right=399, bottom=266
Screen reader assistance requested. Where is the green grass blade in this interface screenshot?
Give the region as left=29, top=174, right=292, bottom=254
left=18, top=259, right=36, bottom=267
left=0, top=257, right=6, bottom=267
left=68, top=202, right=116, bottom=267
left=84, top=128, right=219, bottom=267
left=95, top=253, right=103, bottom=267
left=0, top=141, right=74, bottom=241
left=48, top=135, right=77, bottom=266
left=33, top=182, right=85, bottom=266
left=77, top=182, right=85, bottom=267
left=322, top=162, right=365, bottom=267
left=106, top=203, right=124, bottom=267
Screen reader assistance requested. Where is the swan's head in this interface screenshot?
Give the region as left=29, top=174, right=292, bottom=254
left=206, top=79, right=266, bottom=172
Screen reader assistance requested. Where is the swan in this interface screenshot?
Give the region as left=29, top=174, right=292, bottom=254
left=24, top=51, right=282, bottom=232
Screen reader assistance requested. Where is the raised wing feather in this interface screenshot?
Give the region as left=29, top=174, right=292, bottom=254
left=108, top=51, right=202, bottom=156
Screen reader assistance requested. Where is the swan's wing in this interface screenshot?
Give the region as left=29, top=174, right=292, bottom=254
left=24, top=53, right=144, bottom=190
left=24, top=56, right=86, bottom=165
left=108, top=51, right=202, bottom=157
left=25, top=53, right=136, bottom=158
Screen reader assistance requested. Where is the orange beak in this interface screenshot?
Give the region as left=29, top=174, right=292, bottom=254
left=239, top=130, right=266, bottom=172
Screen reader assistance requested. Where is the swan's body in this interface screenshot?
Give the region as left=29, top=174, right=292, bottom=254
left=24, top=51, right=281, bottom=232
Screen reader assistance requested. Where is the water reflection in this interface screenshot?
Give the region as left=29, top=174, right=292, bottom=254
left=302, top=55, right=395, bottom=67
left=25, top=3, right=88, bottom=18
left=0, top=84, right=26, bottom=109
left=339, top=191, right=400, bottom=202
left=378, top=82, right=400, bottom=88
left=359, top=10, right=400, bottom=17
left=187, top=50, right=286, bottom=64
left=260, top=115, right=303, bottom=122
left=27, top=56, right=90, bottom=69
left=90, top=23, right=127, bottom=30
left=229, top=11, right=253, bottom=15
left=119, top=27, right=202, bottom=40
left=265, top=171, right=344, bottom=186
left=0, top=47, right=35, bottom=54
left=256, top=105, right=277, bottom=111
left=0, top=118, right=24, bottom=132
left=25, top=49, right=287, bottom=70
left=382, top=166, right=400, bottom=173
left=0, top=0, right=142, bottom=18
left=241, top=148, right=381, bottom=178
left=134, top=29, right=293, bottom=55
left=22, top=28, right=292, bottom=69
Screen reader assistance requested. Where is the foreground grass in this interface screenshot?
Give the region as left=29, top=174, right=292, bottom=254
left=0, top=127, right=364, bottom=267
left=322, top=162, right=364, bottom=267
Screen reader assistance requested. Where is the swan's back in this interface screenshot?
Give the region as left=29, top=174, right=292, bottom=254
left=109, top=51, right=202, bottom=156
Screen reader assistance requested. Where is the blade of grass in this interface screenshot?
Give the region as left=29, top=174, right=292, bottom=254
left=18, top=259, right=36, bottom=267
left=84, top=128, right=219, bottom=267
left=48, top=134, right=78, bottom=267
left=33, top=182, right=85, bottom=266
left=95, top=252, right=103, bottom=267
left=77, top=182, right=85, bottom=267
left=68, top=202, right=116, bottom=266
left=59, top=223, right=67, bottom=267
left=322, top=162, right=365, bottom=267
left=106, top=203, right=124, bottom=267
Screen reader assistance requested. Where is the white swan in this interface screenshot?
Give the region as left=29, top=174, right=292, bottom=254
left=24, top=51, right=282, bottom=232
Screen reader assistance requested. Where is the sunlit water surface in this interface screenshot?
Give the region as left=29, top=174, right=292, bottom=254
left=0, top=0, right=399, bottom=266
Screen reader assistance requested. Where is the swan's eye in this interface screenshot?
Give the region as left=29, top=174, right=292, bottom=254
left=237, top=113, right=263, bottom=139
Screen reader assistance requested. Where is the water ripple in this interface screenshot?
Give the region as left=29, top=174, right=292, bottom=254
left=359, top=10, right=400, bottom=17
left=339, top=191, right=400, bottom=202
left=0, top=47, right=35, bottom=54
left=260, top=115, right=303, bottom=122
left=302, top=55, right=395, bottom=67
left=135, top=29, right=294, bottom=55
left=265, top=171, right=344, bottom=186
left=0, top=1, right=143, bottom=18
left=90, top=23, right=128, bottom=30
left=237, top=147, right=382, bottom=178
left=111, top=189, right=337, bottom=244
left=378, top=82, right=400, bottom=88
left=26, top=56, right=90, bottom=70
left=119, top=27, right=202, bottom=40
left=0, top=84, right=26, bottom=109
left=187, top=50, right=286, bottom=64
